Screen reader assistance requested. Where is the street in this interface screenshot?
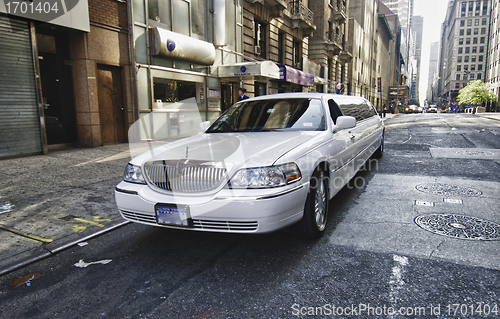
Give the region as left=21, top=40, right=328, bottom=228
left=1, top=114, right=499, bottom=318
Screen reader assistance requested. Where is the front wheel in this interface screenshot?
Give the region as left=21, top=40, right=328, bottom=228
left=293, top=169, right=329, bottom=239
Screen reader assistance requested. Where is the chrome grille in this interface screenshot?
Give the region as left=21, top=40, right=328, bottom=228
left=120, top=210, right=156, bottom=224
left=143, top=160, right=227, bottom=192
left=192, top=220, right=258, bottom=231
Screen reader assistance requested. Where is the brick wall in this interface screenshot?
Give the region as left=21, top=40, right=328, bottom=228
left=88, top=0, right=127, bottom=29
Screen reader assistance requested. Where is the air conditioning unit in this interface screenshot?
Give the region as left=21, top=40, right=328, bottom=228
left=254, top=46, right=261, bottom=54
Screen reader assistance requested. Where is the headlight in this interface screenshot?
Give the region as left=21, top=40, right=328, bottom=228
left=228, top=163, right=301, bottom=189
left=123, top=164, right=146, bottom=184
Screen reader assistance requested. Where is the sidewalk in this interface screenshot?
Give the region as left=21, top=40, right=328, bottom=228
left=0, top=144, right=136, bottom=275
left=475, top=112, right=500, bottom=122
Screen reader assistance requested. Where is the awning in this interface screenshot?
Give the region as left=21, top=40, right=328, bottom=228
left=273, top=64, right=314, bottom=87
left=314, top=76, right=328, bottom=85
left=218, top=61, right=280, bottom=79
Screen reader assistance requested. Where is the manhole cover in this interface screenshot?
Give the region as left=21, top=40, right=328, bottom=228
left=415, top=214, right=500, bottom=241
left=415, top=183, right=482, bottom=197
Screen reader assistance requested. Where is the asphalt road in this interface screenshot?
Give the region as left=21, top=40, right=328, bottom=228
left=1, top=114, right=499, bottom=319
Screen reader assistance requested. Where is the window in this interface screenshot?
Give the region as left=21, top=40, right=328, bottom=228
left=459, top=38, right=464, bottom=45
left=461, top=1, right=467, bottom=16
left=460, top=20, right=465, bottom=27
left=478, top=64, right=482, bottom=70
left=467, top=29, right=472, bottom=35
left=477, top=73, right=481, bottom=79
left=254, top=20, right=267, bottom=58
left=475, top=19, right=479, bottom=26
left=470, top=73, right=474, bottom=80
left=471, top=65, right=475, bottom=71
left=457, top=65, right=462, bottom=71
left=458, top=56, right=463, bottom=63
left=478, top=55, right=483, bottom=62
left=464, top=65, right=468, bottom=71
left=473, top=37, right=478, bottom=44
left=464, top=56, right=469, bottom=62
left=474, top=28, right=478, bottom=35
left=472, top=46, right=477, bottom=53
left=482, top=18, right=487, bottom=25
left=483, top=3, right=488, bottom=15
left=466, top=38, right=471, bottom=44
left=467, top=19, right=472, bottom=26
left=328, top=22, right=333, bottom=41
left=278, top=31, right=285, bottom=64
left=456, top=74, right=461, bottom=80
left=481, top=28, right=486, bottom=35
left=471, top=56, right=476, bottom=62
left=480, top=37, right=485, bottom=43
left=465, top=47, right=470, bottom=53
left=293, top=39, right=301, bottom=69
left=459, top=47, right=463, bottom=54
left=455, top=83, right=460, bottom=89
left=460, top=29, right=465, bottom=36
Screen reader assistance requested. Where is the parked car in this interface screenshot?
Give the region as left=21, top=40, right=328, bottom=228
left=115, top=93, right=385, bottom=239
left=428, top=106, right=438, bottom=113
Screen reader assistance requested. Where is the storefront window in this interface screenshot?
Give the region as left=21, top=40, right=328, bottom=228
left=191, top=0, right=207, bottom=40
left=134, top=25, right=147, bottom=64
left=137, top=67, right=150, bottom=110
left=148, top=0, right=172, bottom=30
left=133, top=0, right=145, bottom=23
left=154, top=78, right=196, bottom=104
left=173, top=0, right=190, bottom=36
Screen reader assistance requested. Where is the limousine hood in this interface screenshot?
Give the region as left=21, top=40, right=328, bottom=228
left=131, top=131, right=319, bottom=169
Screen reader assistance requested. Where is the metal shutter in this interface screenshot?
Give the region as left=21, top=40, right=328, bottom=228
left=0, top=14, right=42, bottom=158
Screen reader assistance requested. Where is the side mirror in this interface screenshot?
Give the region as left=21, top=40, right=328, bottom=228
left=199, top=121, right=211, bottom=132
left=333, top=116, right=356, bottom=131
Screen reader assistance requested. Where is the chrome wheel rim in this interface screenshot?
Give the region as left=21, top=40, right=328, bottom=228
left=314, top=172, right=327, bottom=231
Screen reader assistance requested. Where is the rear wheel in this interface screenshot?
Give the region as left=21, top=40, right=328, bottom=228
left=373, top=132, right=384, bottom=159
left=293, top=169, right=329, bottom=239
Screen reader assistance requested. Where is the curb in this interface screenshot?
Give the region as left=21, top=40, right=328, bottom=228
left=0, top=221, right=130, bottom=277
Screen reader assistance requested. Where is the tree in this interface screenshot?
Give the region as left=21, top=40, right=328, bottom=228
left=456, top=80, right=497, bottom=105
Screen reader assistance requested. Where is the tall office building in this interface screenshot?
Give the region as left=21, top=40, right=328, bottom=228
left=437, top=0, right=492, bottom=105
left=411, top=15, right=423, bottom=103
left=486, top=0, right=500, bottom=110
left=427, top=42, right=440, bottom=103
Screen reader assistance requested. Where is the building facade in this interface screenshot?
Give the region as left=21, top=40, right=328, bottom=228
left=309, top=0, right=351, bottom=93
left=347, top=0, right=396, bottom=111
left=0, top=0, right=134, bottom=158
left=437, top=0, right=492, bottom=106
left=427, top=41, right=439, bottom=104
left=486, top=0, right=500, bottom=111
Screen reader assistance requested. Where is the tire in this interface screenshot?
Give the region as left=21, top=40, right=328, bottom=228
left=293, top=169, right=329, bottom=239
left=373, top=132, right=384, bottom=159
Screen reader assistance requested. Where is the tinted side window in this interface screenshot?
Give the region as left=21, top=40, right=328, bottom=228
left=364, top=101, right=377, bottom=117
left=328, top=99, right=343, bottom=124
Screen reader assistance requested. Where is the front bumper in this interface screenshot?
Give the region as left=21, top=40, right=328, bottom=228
left=114, top=181, right=309, bottom=233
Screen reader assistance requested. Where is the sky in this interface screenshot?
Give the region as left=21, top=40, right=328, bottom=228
left=414, top=0, right=450, bottom=105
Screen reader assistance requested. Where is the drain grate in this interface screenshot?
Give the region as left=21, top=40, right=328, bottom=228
left=415, top=183, right=482, bottom=197
left=415, top=214, right=500, bottom=241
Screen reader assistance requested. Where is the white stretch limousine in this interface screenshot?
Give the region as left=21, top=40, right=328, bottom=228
left=115, top=93, right=384, bottom=238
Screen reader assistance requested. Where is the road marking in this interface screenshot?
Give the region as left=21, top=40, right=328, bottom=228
left=443, top=198, right=463, bottom=204
left=93, top=216, right=112, bottom=223
left=0, top=226, right=54, bottom=243
left=74, top=259, right=112, bottom=268
left=414, top=200, right=434, bottom=207
left=72, top=225, right=87, bottom=233
left=74, top=218, right=105, bottom=227
left=389, top=255, right=408, bottom=318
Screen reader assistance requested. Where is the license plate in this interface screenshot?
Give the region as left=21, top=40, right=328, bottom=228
left=155, top=204, right=191, bottom=227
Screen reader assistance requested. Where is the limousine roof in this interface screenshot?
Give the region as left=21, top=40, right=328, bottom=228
left=247, top=92, right=367, bottom=103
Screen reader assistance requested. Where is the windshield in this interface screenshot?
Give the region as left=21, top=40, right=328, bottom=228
left=207, top=98, right=325, bottom=133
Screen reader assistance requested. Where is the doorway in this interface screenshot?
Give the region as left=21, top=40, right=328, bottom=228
left=221, top=82, right=238, bottom=111
left=97, top=64, right=126, bottom=144
left=36, top=28, right=77, bottom=145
